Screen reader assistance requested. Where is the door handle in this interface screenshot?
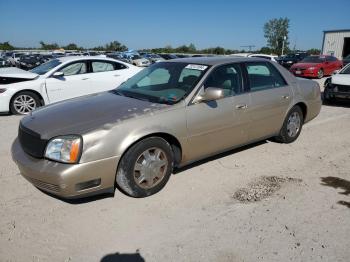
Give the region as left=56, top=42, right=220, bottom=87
left=81, top=77, right=89, bottom=80
left=235, top=104, right=248, bottom=110
left=282, top=95, right=290, bottom=99
left=114, top=74, right=120, bottom=77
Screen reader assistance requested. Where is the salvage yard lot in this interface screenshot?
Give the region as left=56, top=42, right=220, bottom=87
left=0, top=79, right=350, bottom=262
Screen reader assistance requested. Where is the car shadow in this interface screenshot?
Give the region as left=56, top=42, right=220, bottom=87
left=38, top=188, right=115, bottom=205
left=100, top=251, right=145, bottom=262
left=173, top=140, right=267, bottom=175
left=320, top=176, right=350, bottom=209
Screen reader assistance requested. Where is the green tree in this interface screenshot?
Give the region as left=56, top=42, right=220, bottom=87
left=259, top=46, right=273, bottom=54
left=39, top=41, right=59, bottom=50
left=263, top=18, right=290, bottom=56
left=307, top=48, right=321, bottom=55
left=105, top=41, right=128, bottom=52
left=0, top=41, right=14, bottom=50
left=63, top=43, right=82, bottom=50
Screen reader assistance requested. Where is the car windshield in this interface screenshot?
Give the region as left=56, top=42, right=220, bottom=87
left=345, top=54, right=350, bottom=59
left=30, top=59, right=61, bottom=75
left=114, top=62, right=209, bottom=104
left=340, top=64, right=350, bottom=74
left=301, top=56, right=325, bottom=63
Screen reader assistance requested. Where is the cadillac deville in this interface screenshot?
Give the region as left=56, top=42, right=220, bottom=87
left=11, top=57, right=321, bottom=198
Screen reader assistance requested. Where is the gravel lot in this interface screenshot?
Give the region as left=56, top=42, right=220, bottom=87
left=1, top=79, right=350, bottom=262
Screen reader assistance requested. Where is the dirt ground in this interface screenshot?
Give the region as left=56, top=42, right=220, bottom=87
left=1, top=78, right=350, bottom=262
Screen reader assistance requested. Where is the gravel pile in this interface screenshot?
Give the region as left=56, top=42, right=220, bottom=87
left=233, top=176, right=301, bottom=203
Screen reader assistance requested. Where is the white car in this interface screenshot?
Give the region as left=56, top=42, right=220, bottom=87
left=248, top=54, right=279, bottom=62
left=0, top=56, right=141, bottom=114
left=323, top=63, right=350, bottom=102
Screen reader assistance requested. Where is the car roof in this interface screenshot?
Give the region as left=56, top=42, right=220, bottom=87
left=168, top=56, right=267, bottom=65
left=57, top=56, right=120, bottom=63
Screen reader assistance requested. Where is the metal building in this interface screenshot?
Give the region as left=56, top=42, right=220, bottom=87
left=322, top=29, right=350, bottom=59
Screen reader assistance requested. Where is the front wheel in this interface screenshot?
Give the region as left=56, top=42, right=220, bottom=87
left=10, top=91, right=41, bottom=115
left=116, top=137, right=174, bottom=198
left=275, top=106, right=304, bottom=144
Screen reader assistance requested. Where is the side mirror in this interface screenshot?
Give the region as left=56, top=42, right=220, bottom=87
left=52, top=71, right=64, bottom=78
left=194, top=87, right=224, bottom=103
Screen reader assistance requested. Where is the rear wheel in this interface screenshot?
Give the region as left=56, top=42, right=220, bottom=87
left=10, top=91, right=41, bottom=115
left=116, top=137, right=174, bottom=198
left=275, top=106, right=304, bottom=143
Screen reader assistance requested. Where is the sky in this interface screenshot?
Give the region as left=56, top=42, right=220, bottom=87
left=0, top=0, right=349, bottom=51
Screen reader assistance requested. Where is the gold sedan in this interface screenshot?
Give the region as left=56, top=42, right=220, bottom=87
left=11, top=57, right=321, bottom=198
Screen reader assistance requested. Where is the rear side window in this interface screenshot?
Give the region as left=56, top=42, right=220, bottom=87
left=245, top=62, right=287, bottom=92
left=92, top=61, right=115, bottom=72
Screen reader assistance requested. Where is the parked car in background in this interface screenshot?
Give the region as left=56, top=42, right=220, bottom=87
left=128, top=54, right=151, bottom=67
left=343, top=54, right=350, bottom=66
left=248, top=54, right=278, bottom=62
left=143, top=53, right=165, bottom=64
left=18, top=55, right=42, bottom=70
left=11, top=57, right=321, bottom=199
left=0, top=56, right=141, bottom=114
left=7, top=52, right=25, bottom=66
left=323, top=63, right=350, bottom=103
left=278, top=52, right=308, bottom=69
left=290, top=55, right=343, bottom=79
left=158, top=54, right=178, bottom=60
left=82, top=51, right=99, bottom=56
left=0, top=57, right=11, bottom=68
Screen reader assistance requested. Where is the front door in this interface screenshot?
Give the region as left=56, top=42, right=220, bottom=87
left=45, top=60, right=91, bottom=103
left=186, top=63, right=251, bottom=160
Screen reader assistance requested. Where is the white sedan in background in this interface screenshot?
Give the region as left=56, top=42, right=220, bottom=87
left=248, top=54, right=279, bottom=62
left=0, top=56, right=141, bottom=114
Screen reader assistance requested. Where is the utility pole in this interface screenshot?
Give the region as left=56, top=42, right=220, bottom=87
left=281, top=36, right=287, bottom=56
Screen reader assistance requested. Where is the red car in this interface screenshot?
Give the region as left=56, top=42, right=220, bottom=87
left=290, top=55, right=343, bottom=79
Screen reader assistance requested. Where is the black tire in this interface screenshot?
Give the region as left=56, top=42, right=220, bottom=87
left=116, top=137, right=174, bottom=198
left=275, top=106, right=304, bottom=144
left=317, top=68, right=324, bottom=79
left=10, top=91, right=41, bottom=115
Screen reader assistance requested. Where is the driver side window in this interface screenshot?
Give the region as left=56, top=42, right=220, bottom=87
left=203, top=64, right=243, bottom=97
left=60, top=62, right=87, bottom=76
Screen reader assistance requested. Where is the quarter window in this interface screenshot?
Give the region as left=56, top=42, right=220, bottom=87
left=246, top=62, right=287, bottom=91
left=60, top=62, right=87, bottom=76
left=204, top=64, right=243, bottom=97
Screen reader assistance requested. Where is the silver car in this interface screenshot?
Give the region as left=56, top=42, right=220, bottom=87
left=12, top=57, right=321, bottom=199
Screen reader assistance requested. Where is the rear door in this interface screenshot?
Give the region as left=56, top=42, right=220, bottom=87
left=186, top=63, right=251, bottom=160
left=89, top=60, right=134, bottom=92
left=243, top=62, right=292, bottom=141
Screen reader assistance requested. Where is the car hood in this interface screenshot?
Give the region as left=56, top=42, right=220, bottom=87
left=0, top=67, right=39, bottom=79
left=292, top=62, right=320, bottom=69
left=20, top=91, right=169, bottom=139
left=331, top=74, right=350, bottom=85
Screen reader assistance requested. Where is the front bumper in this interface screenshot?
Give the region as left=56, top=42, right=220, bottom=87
left=325, top=90, right=350, bottom=100
left=11, top=138, right=119, bottom=199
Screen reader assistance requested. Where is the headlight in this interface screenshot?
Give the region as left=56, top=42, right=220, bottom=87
left=308, top=67, right=315, bottom=70
left=287, top=61, right=293, bottom=64
left=45, top=135, right=82, bottom=163
left=333, top=86, right=338, bottom=92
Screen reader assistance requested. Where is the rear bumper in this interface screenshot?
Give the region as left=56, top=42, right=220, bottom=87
left=11, top=138, right=119, bottom=199
left=290, top=69, right=317, bottom=78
